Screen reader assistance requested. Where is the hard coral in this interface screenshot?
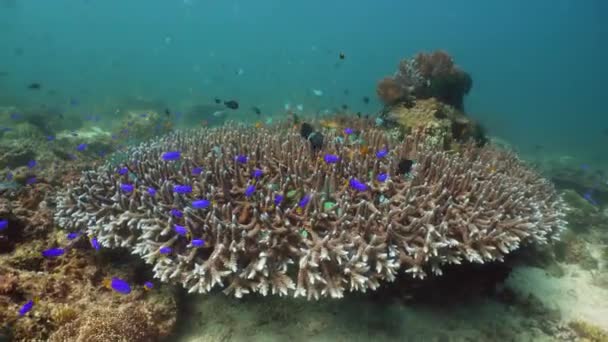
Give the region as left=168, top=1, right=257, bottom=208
left=55, top=124, right=566, bottom=300
left=49, top=305, right=157, bottom=342
left=376, top=77, right=406, bottom=105
left=379, top=50, right=473, bottom=111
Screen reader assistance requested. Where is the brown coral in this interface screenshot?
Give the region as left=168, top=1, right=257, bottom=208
left=49, top=305, right=157, bottom=342
left=376, top=77, right=405, bottom=105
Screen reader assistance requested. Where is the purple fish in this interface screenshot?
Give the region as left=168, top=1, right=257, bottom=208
left=299, top=194, right=311, bottom=208
left=235, top=155, right=248, bottom=164
left=174, top=185, right=192, bottom=194
left=144, top=281, right=154, bottom=290
left=110, top=277, right=131, bottom=294
left=76, top=143, right=87, bottom=152
left=27, top=160, right=36, bottom=169
left=46, top=135, right=55, bottom=141
left=244, top=185, right=255, bottom=198
left=6, top=172, right=13, bottom=181
left=0, top=219, right=8, bottom=231
left=274, top=194, right=284, bottom=206
left=323, top=154, right=340, bottom=164
left=349, top=178, right=368, bottom=191
left=66, top=232, right=80, bottom=240
left=118, top=167, right=128, bottom=175
left=344, top=127, right=354, bottom=135
left=252, top=169, right=263, bottom=179
left=192, top=167, right=203, bottom=176
left=42, top=248, right=65, bottom=258
left=191, top=239, right=205, bottom=247
left=25, top=176, right=36, bottom=184
left=192, top=199, right=211, bottom=209
left=159, top=246, right=172, bottom=254
left=376, top=148, right=388, bottom=159
left=377, top=173, right=388, bottom=183
left=90, top=236, right=100, bottom=250
left=171, top=208, right=183, bottom=218
left=147, top=187, right=157, bottom=196
left=120, top=183, right=134, bottom=193
left=19, top=300, right=34, bottom=316
left=162, top=151, right=181, bottom=161
left=174, top=224, right=188, bottom=236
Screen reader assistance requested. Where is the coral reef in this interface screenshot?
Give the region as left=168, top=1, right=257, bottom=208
left=0, top=168, right=177, bottom=341
left=382, top=98, right=486, bottom=148
left=55, top=124, right=566, bottom=300
left=378, top=50, right=472, bottom=111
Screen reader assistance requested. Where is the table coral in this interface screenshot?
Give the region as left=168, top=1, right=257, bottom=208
left=55, top=124, right=566, bottom=300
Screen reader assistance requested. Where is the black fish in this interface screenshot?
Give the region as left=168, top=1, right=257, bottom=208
left=308, top=132, right=324, bottom=151
left=363, top=96, right=370, bottom=104
left=300, top=122, right=314, bottom=139
left=214, top=98, right=221, bottom=104
left=341, top=104, right=348, bottom=110
left=251, top=106, right=261, bottom=115
left=224, top=100, right=239, bottom=110
left=339, top=52, right=345, bottom=60
left=343, top=89, right=349, bottom=95
left=27, top=83, right=41, bottom=90
left=164, top=108, right=171, bottom=117
left=356, top=112, right=362, bottom=118
left=397, top=159, right=414, bottom=175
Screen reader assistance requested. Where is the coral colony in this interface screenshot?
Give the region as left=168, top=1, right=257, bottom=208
left=55, top=124, right=566, bottom=300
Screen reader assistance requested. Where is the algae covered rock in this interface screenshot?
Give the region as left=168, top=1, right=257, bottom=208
left=382, top=98, right=486, bottom=148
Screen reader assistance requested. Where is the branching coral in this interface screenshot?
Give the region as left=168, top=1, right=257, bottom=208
left=377, top=50, right=473, bottom=110
left=54, top=124, right=566, bottom=300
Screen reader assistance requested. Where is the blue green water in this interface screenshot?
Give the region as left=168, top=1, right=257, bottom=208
left=1, top=0, right=606, bottom=164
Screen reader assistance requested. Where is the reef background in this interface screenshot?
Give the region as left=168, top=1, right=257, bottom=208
left=1, top=0, right=607, bottom=164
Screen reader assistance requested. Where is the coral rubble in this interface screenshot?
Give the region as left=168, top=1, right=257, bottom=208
left=55, top=124, right=566, bottom=300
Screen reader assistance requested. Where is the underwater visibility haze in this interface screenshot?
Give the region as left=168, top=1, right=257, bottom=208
left=1, top=1, right=608, bottom=341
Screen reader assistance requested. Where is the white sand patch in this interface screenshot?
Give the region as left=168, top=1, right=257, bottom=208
left=506, top=264, right=608, bottom=329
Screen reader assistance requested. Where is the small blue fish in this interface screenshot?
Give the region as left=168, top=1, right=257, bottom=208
left=344, top=127, right=354, bottom=135
left=377, top=173, right=388, bottom=183
left=19, top=299, right=35, bottom=316
left=162, top=151, right=181, bottom=161
left=192, top=167, right=203, bottom=176
left=139, top=113, right=148, bottom=118
left=90, top=236, right=100, bottom=250
left=583, top=190, right=598, bottom=206
left=118, top=167, right=128, bottom=175
left=25, top=176, right=36, bottom=185
left=76, top=143, right=87, bottom=152
left=235, top=155, right=248, bottom=164
left=120, top=183, right=134, bottom=193
left=349, top=178, right=368, bottom=191
left=42, top=247, right=65, bottom=258
left=174, top=224, right=188, bottom=236
left=171, top=208, right=183, bottom=218
left=191, top=239, right=205, bottom=248
left=323, top=154, right=340, bottom=164
left=274, top=194, right=284, bottom=206
left=147, top=187, right=157, bottom=196
left=69, top=98, right=79, bottom=106
left=6, top=172, right=13, bottom=181
left=106, top=277, right=131, bottom=295
left=245, top=185, right=255, bottom=197
left=174, top=185, right=192, bottom=194
left=192, top=199, right=211, bottom=209
left=159, top=246, right=172, bottom=254
left=27, top=160, right=36, bottom=169
left=252, top=169, right=263, bottom=179
left=144, top=281, right=154, bottom=290
left=66, top=232, right=80, bottom=240
left=10, top=113, right=21, bottom=120
left=46, top=135, right=55, bottom=141
left=376, top=148, right=388, bottom=159
left=0, top=219, right=8, bottom=231
left=299, top=194, right=311, bottom=208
